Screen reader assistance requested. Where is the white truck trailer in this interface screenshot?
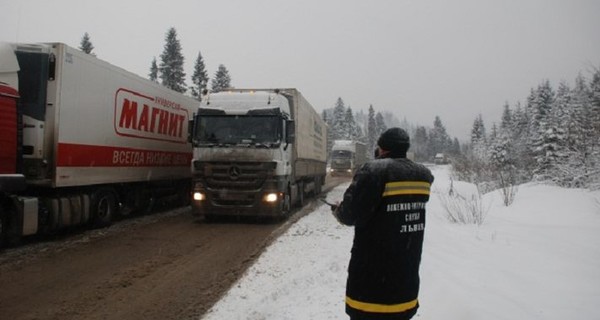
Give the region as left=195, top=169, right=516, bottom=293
left=0, top=42, right=197, bottom=246
left=190, top=88, right=327, bottom=219
left=329, top=140, right=367, bottom=176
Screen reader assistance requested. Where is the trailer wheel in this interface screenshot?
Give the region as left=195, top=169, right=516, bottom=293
left=91, top=188, right=117, bottom=228
left=314, top=176, right=322, bottom=196
left=297, top=181, right=305, bottom=207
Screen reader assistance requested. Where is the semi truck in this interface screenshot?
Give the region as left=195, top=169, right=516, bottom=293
left=190, top=88, right=327, bottom=219
left=329, top=140, right=367, bottom=176
left=0, top=42, right=197, bottom=246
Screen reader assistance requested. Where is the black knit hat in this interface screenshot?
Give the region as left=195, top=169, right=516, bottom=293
left=377, top=127, right=410, bottom=153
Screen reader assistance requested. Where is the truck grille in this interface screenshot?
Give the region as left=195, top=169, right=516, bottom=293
left=196, top=161, right=274, bottom=206
left=204, top=162, right=269, bottom=189
left=332, top=159, right=351, bottom=169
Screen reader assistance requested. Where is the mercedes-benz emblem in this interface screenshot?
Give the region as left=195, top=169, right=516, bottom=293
left=229, top=166, right=241, bottom=180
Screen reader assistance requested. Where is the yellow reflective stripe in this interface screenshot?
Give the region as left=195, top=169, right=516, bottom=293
left=346, top=296, right=418, bottom=313
left=382, top=181, right=431, bottom=197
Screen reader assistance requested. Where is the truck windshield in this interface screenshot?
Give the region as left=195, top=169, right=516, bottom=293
left=194, top=115, right=282, bottom=147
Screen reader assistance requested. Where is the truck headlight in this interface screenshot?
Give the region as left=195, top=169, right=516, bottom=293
left=193, top=192, right=205, bottom=201
left=263, top=193, right=278, bottom=203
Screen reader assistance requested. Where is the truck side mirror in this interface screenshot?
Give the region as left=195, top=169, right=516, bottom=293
left=286, top=120, right=295, bottom=144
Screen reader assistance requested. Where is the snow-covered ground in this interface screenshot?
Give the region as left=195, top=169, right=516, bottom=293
left=202, top=165, right=600, bottom=320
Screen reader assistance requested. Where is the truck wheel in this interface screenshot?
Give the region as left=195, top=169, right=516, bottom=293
left=0, top=203, right=21, bottom=247
left=314, top=176, right=322, bottom=195
left=91, top=188, right=117, bottom=228
left=281, top=189, right=291, bottom=217
left=297, top=181, right=305, bottom=207
left=0, top=212, right=6, bottom=248
left=178, top=183, right=191, bottom=207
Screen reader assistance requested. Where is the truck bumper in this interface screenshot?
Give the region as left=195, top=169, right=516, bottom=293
left=330, top=168, right=353, bottom=176
left=191, top=188, right=285, bottom=217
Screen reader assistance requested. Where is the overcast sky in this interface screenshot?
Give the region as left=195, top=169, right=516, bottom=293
left=2, top=0, right=599, bottom=140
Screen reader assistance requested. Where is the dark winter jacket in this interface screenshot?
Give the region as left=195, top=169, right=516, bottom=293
left=336, top=155, right=434, bottom=319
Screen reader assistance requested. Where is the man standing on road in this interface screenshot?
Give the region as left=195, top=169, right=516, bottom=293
left=332, top=127, right=434, bottom=320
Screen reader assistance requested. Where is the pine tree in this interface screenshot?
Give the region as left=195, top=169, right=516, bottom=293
left=469, top=114, right=487, bottom=161
left=528, top=80, right=555, bottom=150
left=591, top=69, right=600, bottom=137
left=589, top=69, right=600, bottom=188
left=489, top=124, right=516, bottom=183
left=159, top=27, right=187, bottom=93
left=489, top=123, right=498, bottom=143
left=330, top=97, right=346, bottom=142
left=79, top=32, right=94, bottom=54
left=450, top=138, right=461, bottom=155
left=367, top=105, right=377, bottom=157
left=344, top=107, right=361, bottom=140
left=354, top=109, right=368, bottom=143
left=191, top=51, right=209, bottom=100
left=530, top=80, right=557, bottom=181
left=413, top=126, right=429, bottom=161
left=375, top=112, right=387, bottom=142
left=512, top=102, right=529, bottom=139
left=211, top=64, right=231, bottom=92
left=149, top=57, right=158, bottom=82
left=470, top=114, right=486, bottom=144
left=341, top=107, right=352, bottom=139
left=566, top=73, right=597, bottom=186
left=500, top=102, right=512, bottom=131
left=430, top=116, right=451, bottom=157
left=491, top=104, right=518, bottom=172
left=532, top=126, right=565, bottom=182
left=539, top=81, right=571, bottom=184
left=511, top=102, right=535, bottom=182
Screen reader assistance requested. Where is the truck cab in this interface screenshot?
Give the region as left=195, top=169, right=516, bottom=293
left=191, top=90, right=294, bottom=218
left=329, top=140, right=366, bottom=176
left=190, top=89, right=326, bottom=219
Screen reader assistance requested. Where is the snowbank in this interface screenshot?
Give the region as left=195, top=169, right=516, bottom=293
left=202, top=165, right=600, bottom=320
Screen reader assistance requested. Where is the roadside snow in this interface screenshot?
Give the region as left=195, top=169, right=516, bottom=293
left=202, top=165, right=600, bottom=320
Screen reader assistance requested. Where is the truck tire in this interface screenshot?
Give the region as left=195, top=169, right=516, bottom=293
left=90, top=188, right=117, bottom=228
left=0, top=211, right=6, bottom=248
left=297, top=181, right=305, bottom=207
left=314, top=176, right=322, bottom=195
left=0, top=203, right=21, bottom=248
left=281, top=188, right=291, bottom=217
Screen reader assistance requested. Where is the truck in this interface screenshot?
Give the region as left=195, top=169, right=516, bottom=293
left=0, top=42, right=197, bottom=246
left=190, top=88, right=327, bottom=219
left=329, top=140, right=367, bottom=176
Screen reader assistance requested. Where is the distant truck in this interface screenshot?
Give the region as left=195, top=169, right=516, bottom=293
left=190, top=88, right=327, bottom=219
left=434, top=153, right=449, bottom=164
left=0, top=42, right=197, bottom=246
left=329, top=140, right=367, bottom=176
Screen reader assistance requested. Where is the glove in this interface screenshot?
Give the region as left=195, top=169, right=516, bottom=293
left=330, top=203, right=342, bottom=223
